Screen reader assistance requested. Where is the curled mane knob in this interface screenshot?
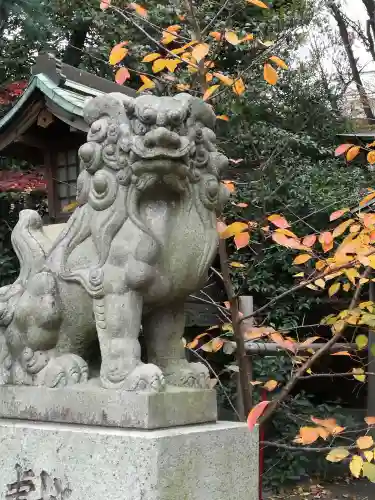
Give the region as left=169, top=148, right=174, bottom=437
left=88, top=169, right=118, bottom=211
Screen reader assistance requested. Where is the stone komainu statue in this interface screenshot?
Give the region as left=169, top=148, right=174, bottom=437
left=0, top=92, right=229, bottom=392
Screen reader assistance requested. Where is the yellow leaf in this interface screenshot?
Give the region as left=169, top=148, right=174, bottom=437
left=360, top=191, right=375, bottom=207
left=364, top=451, right=374, bottom=462
left=275, top=228, right=298, bottom=238
left=326, top=447, right=349, bottom=462
left=142, top=53, right=161, bottom=63
left=362, top=462, right=375, bottom=482
left=219, top=222, right=248, bottom=239
left=357, top=435, right=374, bottom=449
left=293, top=254, right=311, bottom=265
left=246, top=0, right=269, bottom=7
left=232, top=78, right=246, bottom=96
left=165, top=59, right=180, bottom=72
left=230, top=262, right=245, bottom=268
left=128, top=2, right=148, bottom=17
left=166, top=24, right=182, bottom=32
left=315, top=279, right=325, bottom=289
left=332, top=319, right=346, bottom=334
left=192, top=43, right=209, bottom=62
left=269, top=55, right=288, bottom=69
left=137, top=74, right=155, bottom=93
left=343, top=283, right=351, bottom=292
left=353, top=368, right=366, bottom=383
left=62, top=201, right=78, bottom=213
left=345, top=268, right=359, bottom=284
left=109, top=42, right=128, bottom=65
left=350, top=455, right=363, bottom=478
left=356, top=334, right=368, bottom=350
left=161, top=31, right=177, bottom=44
left=332, top=219, right=354, bottom=238
left=368, top=151, right=375, bottom=164
left=203, top=84, right=219, bottom=101
left=214, top=72, right=234, bottom=86
left=206, top=72, right=213, bottom=82
left=264, top=63, right=278, bottom=85
left=225, top=31, right=240, bottom=45
left=176, top=83, right=190, bottom=91
left=346, top=146, right=361, bottom=161
left=152, top=58, right=166, bottom=73
left=329, top=282, right=341, bottom=297
left=263, top=380, right=278, bottom=391
left=217, top=115, right=229, bottom=121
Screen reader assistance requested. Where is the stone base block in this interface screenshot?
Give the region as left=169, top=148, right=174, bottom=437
left=0, top=420, right=258, bottom=500
left=0, top=384, right=217, bottom=429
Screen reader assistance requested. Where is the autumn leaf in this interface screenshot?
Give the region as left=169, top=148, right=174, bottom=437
left=363, top=462, right=375, bottom=482
left=164, top=59, right=180, bottom=72
left=62, top=200, right=78, bottom=213
left=368, top=151, right=375, bottom=164
left=232, top=78, right=246, bottom=95
left=235, top=232, right=250, bottom=249
left=142, top=53, right=161, bottom=63
left=296, top=427, right=320, bottom=445
left=192, top=43, right=209, bottom=62
left=137, top=74, right=155, bottom=93
left=346, top=145, right=361, bottom=161
left=300, top=336, right=321, bottom=348
left=326, top=447, right=350, bottom=462
left=115, top=67, right=131, bottom=84
left=264, top=63, right=278, bottom=85
left=328, top=282, right=341, bottom=297
left=335, top=143, right=354, bottom=157
left=217, top=115, right=230, bottom=121
left=161, top=31, right=177, bottom=44
left=109, top=42, right=128, bottom=65
left=230, top=261, right=245, bottom=268
left=214, top=72, right=234, bottom=86
left=225, top=31, right=240, bottom=45
left=350, top=455, right=363, bottom=478
left=246, top=0, right=269, bottom=7
left=366, top=416, right=375, bottom=425
left=176, top=83, right=191, bottom=91
left=271, top=232, right=308, bottom=251
left=365, top=451, right=374, bottom=462
left=247, top=400, right=270, bottom=431
left=270, top=332, right=296, bottom=353
left=128, top=2, right=148, bottom=17
left=332, top=219, right=354, bottom=238
left=209, top=31, right=222, bottom=41
left=203, top=84, right=219, bottom=101
left=293, top=254, right=311, bottom=265
left=241, top=33, right=255, bottom=42
left=357, top=435, right=374, bottom=449
left=360, top=190, right=375, bottom=206
left=219, top=221, right=248, bottom=239
left=167, top=24, right=182, bottom=32
left=268, top=214, right=290, bottom=229
left=330, top=208, right=349, bottom=221
left=263, top=380, right=278, bottom=392
left=222, top=180, right=235, bottom=193
left=303, top=234, right=317, bottom=247
left=356, top=334, right=368, bottom=350
left=331, top=351, right=351, bottom=356
left=353, top=368, right=366, bottom=383
left=269, top=55, right=288, bottom=69
left=100, top=0, right=111, bottom=9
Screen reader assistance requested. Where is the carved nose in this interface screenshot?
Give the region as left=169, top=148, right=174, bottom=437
left=144, top=127, right=181, bottom=150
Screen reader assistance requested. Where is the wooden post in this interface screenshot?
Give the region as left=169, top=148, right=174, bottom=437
left=237, top=296, right=254, bottom=420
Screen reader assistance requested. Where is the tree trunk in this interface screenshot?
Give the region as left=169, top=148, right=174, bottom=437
left=62, top=19, right=91, bottom=68
left=330, top=2, right=375, bottom=124
left=0, top=0, right=9, bottom=38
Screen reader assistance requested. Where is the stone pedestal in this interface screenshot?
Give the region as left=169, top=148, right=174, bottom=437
left=0, top=419, right=259, bottom=500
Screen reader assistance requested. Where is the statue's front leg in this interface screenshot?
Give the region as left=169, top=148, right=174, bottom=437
left=143, top=303, right=210, bottom=389
left=96, top=291, right=165, bottom=392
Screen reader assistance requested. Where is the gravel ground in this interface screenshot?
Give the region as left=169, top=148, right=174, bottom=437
left=264, top=479, right=375, bottom=499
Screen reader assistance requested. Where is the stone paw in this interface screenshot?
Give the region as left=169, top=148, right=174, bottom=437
left=164, top=361, right=210, bottom=389
left=34, top=353, right=88, bottom=388
left=101, top=361, right=165, bottom=392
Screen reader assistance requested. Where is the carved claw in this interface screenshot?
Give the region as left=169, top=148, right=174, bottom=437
left=163, top=361, right=210, bottom=389
left=34, top=353, right=88, bottom=388
left=101, top=361, right=165, bottom=392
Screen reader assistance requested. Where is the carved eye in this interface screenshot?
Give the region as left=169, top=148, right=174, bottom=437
left=132, top=119, right=148, bottom=136
left=168, top=110, right=182, bottom=127
left=138, top=106, right=156, bottom=125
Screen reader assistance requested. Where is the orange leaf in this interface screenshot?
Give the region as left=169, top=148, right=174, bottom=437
left=264, top=63, right=278, bottom=85
left=142, top=53, right=161, bottom=63
left=335, top=143, right=353, bottom=157
left=247, top=401, right=270, bottom=431
left=203, top=84, right=219, bottom=101
left=161, top=31, right=177, bottom=44
left=235, top=232, right=250, bottom=249
left=115, top=67, right=130, bottom=84
left=176, top=83, right=191, bottom=91
left=264, top=380, right=278, bottom=391
left=297, top=426, right=321, bottom=445
left=225, top=31, right=240, bottom=45
left=222, top=180, right=235, bottom=192
left=300, top=336, right=321, bottom=348
left=241, top=33, right=255, bottom=42
left=303, top=234, right=317, bottom=247
left=360, top=191, right=375, bottom=207
left=217, top=115, right=230, bottom=121
left=346, top=146, right=361, bottom=161
left=192, top=43, right=209, bottom=62
left=368, top=151, right=375, bottom=164
left=235, top=202, right=248, bottom=207
left=293, top=254, right=311, bottom=265
left=209, top=31, right=222, bottom=41
left=332, top=219, right=354, bottom=238
left=128, top=2, right=148, bottom=17
left=167, top=24, right=182, bottom=32
left=268, top=214, right=290, bottom=229
left=269, top=55, right=288, bottom=69
left=365, top=416, right=375, bottom=425
left=270, top=332, right=296, bottom=353
left=220, top=222, right=248, bottom=239
left=246, top=0, right=269, bottom=7
left=232, top=78, right=246, bottom=96
left=271, top=232, right=308, bottom=251
left=100, top=0, right=111, bottom=9
left=331, top=351, right=351, bottom=356
left=214, top=72, right=234, bottom=86
left=357, top=436, right=374, bottom=450
left=330, top=208, right=349, bottom=221
left=109, top=42, right=128, bottom=65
